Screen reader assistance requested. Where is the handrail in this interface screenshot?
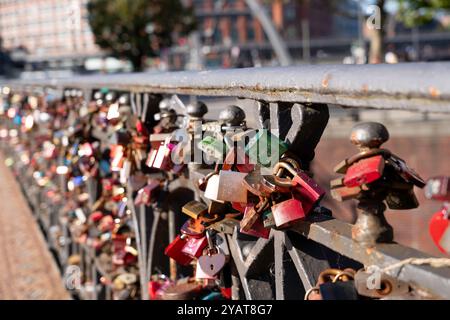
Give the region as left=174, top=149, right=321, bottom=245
left=3, top=62, right=450, bottom=113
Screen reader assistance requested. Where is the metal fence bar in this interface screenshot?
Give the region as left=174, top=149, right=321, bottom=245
left=4, top=62, right=450, bottom=113
left=292, top=216, right=450, bottom=299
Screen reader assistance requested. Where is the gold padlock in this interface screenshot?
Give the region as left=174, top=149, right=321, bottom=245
left=182, top=200, right=208, bottom=219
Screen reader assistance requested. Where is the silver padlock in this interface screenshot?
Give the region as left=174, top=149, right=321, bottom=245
left=204, top=170, right=248, bottom=203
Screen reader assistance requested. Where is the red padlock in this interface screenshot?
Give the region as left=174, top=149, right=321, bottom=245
left=181, top=235, right=208, bottom=258
left=89, top=211, right=104, bottom=223
left=164, top=235, right=193, bottom=266
left=292, top=172, right=325, bottom=214
left=429, top=204, right=450, bottom=254
left=343, top=155, right=385, bottom=187
left=271, top=197, right=305, bottom=228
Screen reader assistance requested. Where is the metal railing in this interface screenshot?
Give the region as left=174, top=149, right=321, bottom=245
left=2, top=62, right=450, bottom=300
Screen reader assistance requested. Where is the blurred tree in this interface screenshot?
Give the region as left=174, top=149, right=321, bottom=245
left=87, top=0, right=196, bottom=71
left=398, top=0, right=450, bottom=27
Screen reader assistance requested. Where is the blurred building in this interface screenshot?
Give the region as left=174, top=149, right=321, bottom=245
left=169, top=0, right=360, bottom=69
left=0, top=0, right=102, bottom=73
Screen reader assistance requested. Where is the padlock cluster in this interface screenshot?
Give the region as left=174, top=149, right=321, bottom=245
left=0, top=84, right=446, bottom=300
left=0, top=88, right=181, bottom=299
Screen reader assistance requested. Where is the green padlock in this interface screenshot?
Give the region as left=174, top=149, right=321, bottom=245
left=245, top=129, right=288, bottom=167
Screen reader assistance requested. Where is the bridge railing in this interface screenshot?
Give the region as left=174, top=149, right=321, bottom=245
left=2, top=62, right=450, bottom=300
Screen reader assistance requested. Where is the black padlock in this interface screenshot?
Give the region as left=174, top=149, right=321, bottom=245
left=319, top=280, right=359, bottom=300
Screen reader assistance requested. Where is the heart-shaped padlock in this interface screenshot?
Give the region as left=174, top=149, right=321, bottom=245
left=429, top=205, right=450, bottom=253
left=197, top=249, right=226, bottom=277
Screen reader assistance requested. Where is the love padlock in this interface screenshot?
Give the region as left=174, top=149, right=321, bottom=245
left=272, top=160, right=325, bottom=215
left=429, top=204, right=450, bottom=254
left=181, top=235, right=208, bottom=259
left=240, top=205, right=270, bottom=239
left=146, top=135, right=176, bottom=170
left=204, top=170, right=248, bottom=203
left=196, top=231, right=226, bottom=279
left=425, top=176, right=450, bottom=201
left=164, top=235, right=193, bottom=266
left=244, top=129, right=288, bottom=167
left=240, top=198, right=269, bottom=232
left=110, top=144, right=125, bottom=171
left=343, top=155, right=385, bottom=187
left=134, top=180, right=160, bottom=206
left=271, top=197, right=305, bottom=228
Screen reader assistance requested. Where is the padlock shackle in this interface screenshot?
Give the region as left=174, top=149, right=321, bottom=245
left=273, top=161, right=298, bottom=178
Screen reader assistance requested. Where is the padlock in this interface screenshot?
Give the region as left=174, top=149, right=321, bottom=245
left=273, top=161, right=325, bottom=214
left=148, top=275, right=172, bottom=300
left=164, top=235, right=193, bottom=266
left=148, top=279, right=169, bottom=301
left=119, top=159, right=131, bottom=184
left=385, top=185, right=419, bottom=210
left=305, top=268, right=358, bottom=300
left=223, top=146, right=254, bottom=173
left=196, top=231, right=226, bottom=279
left=181, top=218, right=206, bottom=239
left=354, top=269, right=410, bottom=299
left=112, top=234, right=128, bottom=265
left=204, top=170, right=248, bottom=203
left=110, top=144, right=125, bottom=171
left=243, top=170, right=289, bottom=198
left=262, top=210, right=276, bottom=228
left=198, top=135, right=228, bottom=162
left=195, top=258, right=217, bottom=280
left=429, top=204, right=450, bottom=253
left=181, top=235, right=208, bottom=259
left=425, top=176, right=450, bottom=201
left=330, top=178, right=362, bottom=201
left=271, top=197, right=305, bottom=228
left=245, top=129, right=288, bottom=167
left=343, top=155, right=385, bottom=187
left=78, top=142, right=94, bottom=157
left=162, top=282, right=203, bottom=300
left=113, top=128, right=132, bottom=146
left=387, top=154, right=426, bottom=188
left=215, top=232, right=231, bottom=258
left=98, top=215, right=114, bottom=232
left=182, top=200, right=208, bottom=219
left=134, top=180, right=160, bottom=206
left=240, top=198, right=269, bottom=232
left=318, top=281, right=359, bottom=300
left=146, top=136, right=175, bottom=170
left=207, top=218, right=239, bottom=235
left=240, top=207, right=270, bottom=239
left=208, top=200, right=230, bottom=216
